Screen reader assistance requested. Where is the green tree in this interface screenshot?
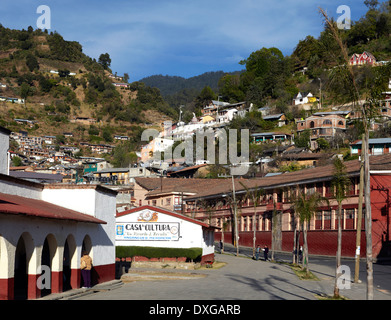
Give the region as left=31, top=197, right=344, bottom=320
left=292, top=35, right=319, bottom=70
left=98, top=53, right=111, bottom=70
left=26, top=54, right=39, bottom=72
left=20, top=82, right=31, bottom=106
left=316, top=138, right=330, bottom=150
left=364, top=0, right=379, bottom=10
left=102, top=127, right=113, bottom=143
left=112, top=141, right=138, bottom=167
left=195, top=86, right=215, bottom=108
left=291, top=188, right=328, bottom=275
left=218, top=74, right=245, bottom=103
left=294, top=129, right=310, bottom=149
left=11, top=156, right=23, bottom=167
left=239, top=47, right=290, bottom=104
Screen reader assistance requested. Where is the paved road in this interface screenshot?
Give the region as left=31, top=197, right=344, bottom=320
left=222, top=243, right=391, bottom=299
left=71, top=247, right=391, bottom=301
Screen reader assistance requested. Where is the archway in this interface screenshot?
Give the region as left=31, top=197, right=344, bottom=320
left=82, top=235, right=92, bottom=257
left=81, top=235, right=93, bottom=287
left=40, top=234, right=57, bottom=298
left=63, top=235, right=76, bottom=291
left=14, top=236, right=28, bottom=300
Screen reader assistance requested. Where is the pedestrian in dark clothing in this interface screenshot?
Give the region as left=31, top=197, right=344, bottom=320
left=219, top=240, right=223, bottom=254
left=264, top=245, right=269, bottom=261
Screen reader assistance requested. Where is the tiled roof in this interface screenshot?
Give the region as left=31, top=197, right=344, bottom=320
left=0, top=192, right=106, bottom=224
left=9, top=171, right=64, bottom=182
left=186, top=154, right=391, bottom=200
left=136, top=154, right=391, bottom=201
left=135, top=177, right=229, bottom=197
left=280, top=152, right=332, bottom=160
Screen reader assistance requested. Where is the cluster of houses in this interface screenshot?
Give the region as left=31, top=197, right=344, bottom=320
left=9, top=130, right=116, bottom=165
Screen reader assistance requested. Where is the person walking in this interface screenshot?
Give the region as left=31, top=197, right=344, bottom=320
left=80, top=251, right=93, bottom=288
left=219, top=240, right=223, bottom=254
left=255, top=245, right=261, bottom=261
left=263, top=245, right=269, bottom=261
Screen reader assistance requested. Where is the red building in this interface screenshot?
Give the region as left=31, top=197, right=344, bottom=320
left=184, top=154, right=391, bottom=260
left=350, top=51, right=376, bottom=66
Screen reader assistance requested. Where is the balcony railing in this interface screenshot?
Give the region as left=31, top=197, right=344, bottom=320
left=266, top=202, right=283, bottom=211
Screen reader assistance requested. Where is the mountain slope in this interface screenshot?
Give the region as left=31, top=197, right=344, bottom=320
left=140, top=70, right=243, bottom=97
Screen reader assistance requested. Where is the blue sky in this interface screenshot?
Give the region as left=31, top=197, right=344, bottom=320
left=0, top=0, right=371, bottom=81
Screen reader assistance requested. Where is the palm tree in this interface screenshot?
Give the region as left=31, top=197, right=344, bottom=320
left=291, top=188, right=328, bottom=275
left=240, top=182, right=264, bottom=258
left=331, top=157, right=351, bottom=298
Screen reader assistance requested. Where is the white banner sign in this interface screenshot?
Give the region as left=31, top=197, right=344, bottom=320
left=116, top=222, right=180, bottom=241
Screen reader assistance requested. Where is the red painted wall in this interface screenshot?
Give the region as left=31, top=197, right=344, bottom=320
left=215, top=175, right=391, bottom=259
left=92, top=263, right=115, bottom=286
left=0, top=278, right=13, bottom=300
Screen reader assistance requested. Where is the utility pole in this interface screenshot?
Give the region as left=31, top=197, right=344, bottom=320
left=220, top=172, right=240, bottom=257
left=354, top=133, right=365, bottom=283
left=232, top=175, right=239, bottom=257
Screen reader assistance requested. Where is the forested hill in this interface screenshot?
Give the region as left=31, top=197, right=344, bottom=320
left=140, top=70, right=243, bottom=97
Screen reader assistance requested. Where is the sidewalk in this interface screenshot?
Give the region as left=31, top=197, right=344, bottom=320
left=37, top=279, right=123, bottom=300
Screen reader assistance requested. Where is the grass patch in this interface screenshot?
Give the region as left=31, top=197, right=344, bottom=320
left=196, top=261, right=227, bottom=270
left=116, top=246, right=202, bottom=261
left=290, top=264, right=320, bottom=281
left=316, top=294, right=349, bottom=300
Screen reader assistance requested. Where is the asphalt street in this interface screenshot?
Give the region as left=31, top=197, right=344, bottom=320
left=66, top=244, right=391, bottom=301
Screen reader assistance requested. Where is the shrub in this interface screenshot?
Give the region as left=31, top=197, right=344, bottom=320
left=116, top=246, right=202, bottom=261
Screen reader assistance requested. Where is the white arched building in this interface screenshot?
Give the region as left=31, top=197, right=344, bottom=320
left=0, top=173, right=117, bottom=300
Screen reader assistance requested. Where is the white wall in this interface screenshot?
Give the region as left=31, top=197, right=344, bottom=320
left=116, top=208, right=204, bottom=250
left=41, top=186, right=117, bottom=268
left=0, top=175, right=42, bottom=199
left=202, top=229, right=215, bottom=257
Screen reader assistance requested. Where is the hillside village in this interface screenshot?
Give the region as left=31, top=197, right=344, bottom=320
left=3, top=1, right=391, bottom=301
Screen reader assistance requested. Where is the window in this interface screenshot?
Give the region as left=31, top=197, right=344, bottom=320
left=316, top=183, right=323, bottom=195
left=338, top=121, right=344, bottom=126
left=315, top=212, right=322, bottom=230
left=323, top=120, right=332, bottom=125
left=306, top=184, right=315, bottom=195
left=323, top=210, right=332, bottom=229
left=166, top=198, right=171, bottom=205
left=310, top=121, right=315, bottom=128
left=345, top=209, right=355, bottom=229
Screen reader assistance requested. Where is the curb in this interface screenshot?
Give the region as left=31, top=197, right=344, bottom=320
left=38, top=280, right=123, bottom=300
